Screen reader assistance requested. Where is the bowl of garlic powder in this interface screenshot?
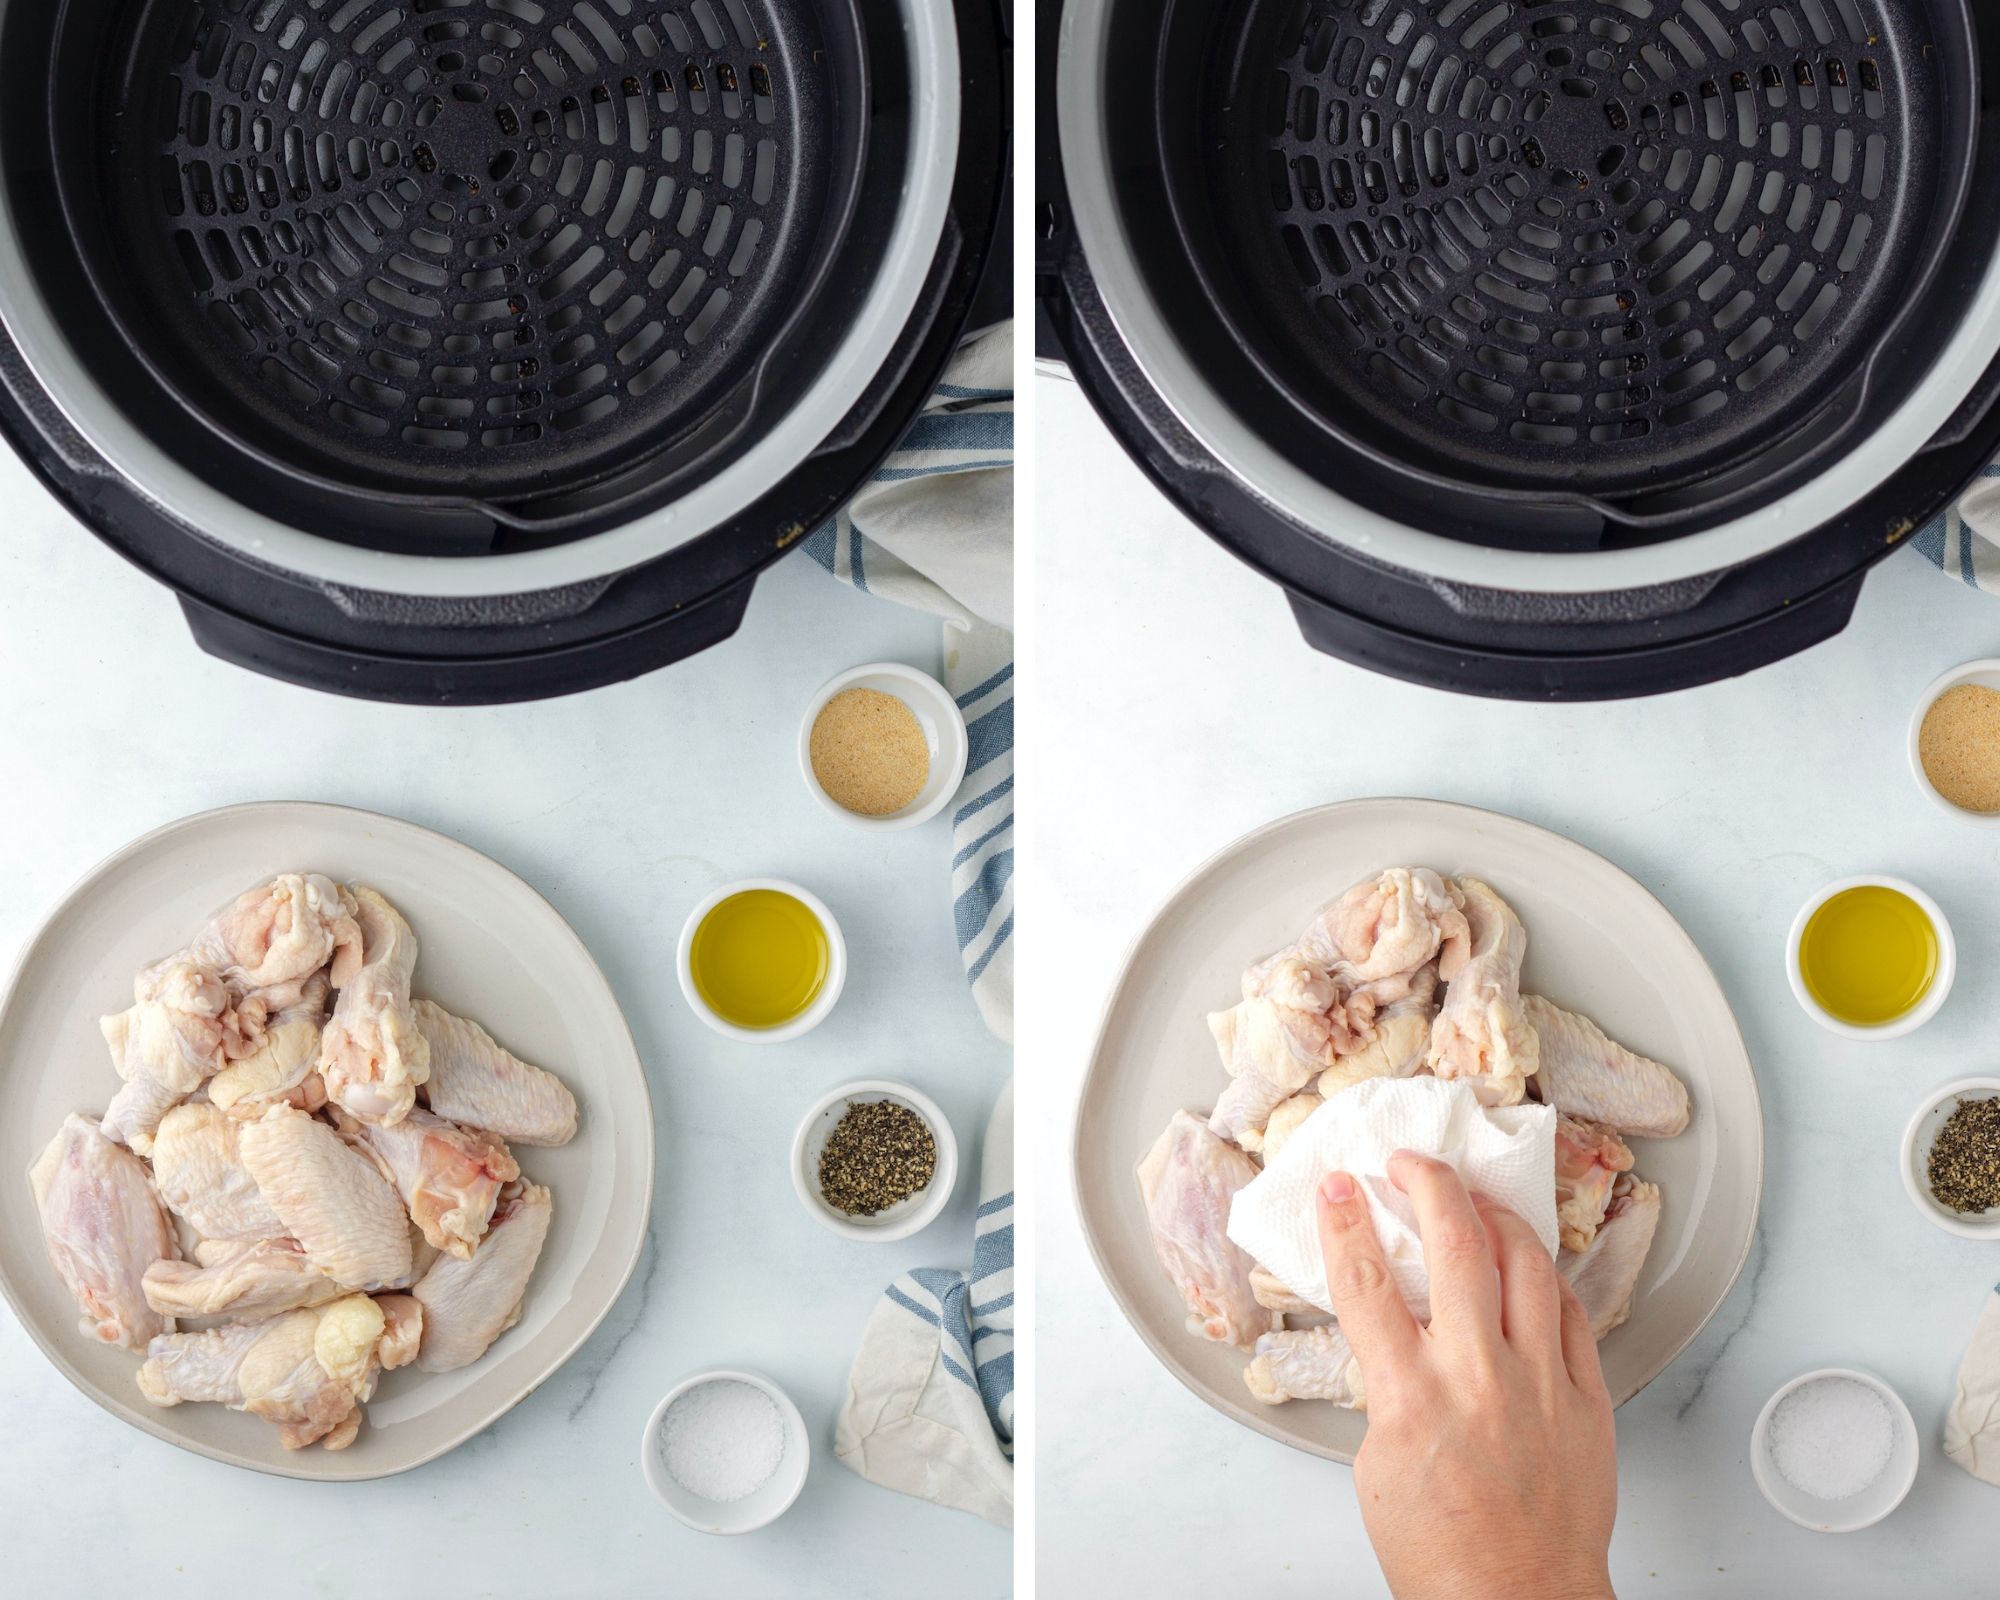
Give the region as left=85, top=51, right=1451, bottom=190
left=1910, top=659, right=2000, bottom=825
left=798, top=662, right=969, bottom=831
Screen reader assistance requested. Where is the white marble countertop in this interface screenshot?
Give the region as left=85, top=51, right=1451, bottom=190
left=1032, top=376, right=2000, bottom=1600
left=0, top=446, right=1010, bottom=1595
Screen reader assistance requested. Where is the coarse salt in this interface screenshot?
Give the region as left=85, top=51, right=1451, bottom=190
left=657, top=1379, right=786, bottom=1503
left=1766, top=1376, right=1896, bottom=1501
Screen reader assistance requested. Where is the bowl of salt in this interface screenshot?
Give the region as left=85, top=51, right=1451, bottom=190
left=1750, top=1368, right=1920, bottom=1533
left=641, top=1369, right=811, bottom=1534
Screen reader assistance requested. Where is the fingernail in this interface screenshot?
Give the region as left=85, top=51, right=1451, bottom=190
left=1321, top=1172, right=1355, bottom=1203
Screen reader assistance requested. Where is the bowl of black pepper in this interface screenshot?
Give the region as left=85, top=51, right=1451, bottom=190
left=1901, top=1077, right=2000, bottom=1239
left=790, top=1079, right=958, bottom=1242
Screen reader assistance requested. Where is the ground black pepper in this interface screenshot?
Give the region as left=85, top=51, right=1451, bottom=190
left=818, top=1099, right=937, bottom=1216
left=1927, top=1095, right=2000, bottom=1214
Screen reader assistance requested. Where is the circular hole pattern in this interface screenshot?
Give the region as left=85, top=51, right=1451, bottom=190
left=1227, top=0, right=1934, bottom=478
left=118, top=0, right=812, bottom=481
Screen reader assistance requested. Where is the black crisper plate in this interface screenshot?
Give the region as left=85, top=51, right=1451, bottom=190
left=0, top=0, right=1008, bottom=703
left=44, top=0, right=872, bottom=552
left=1171, top=0, right=1977, bottom=544
left=1041, top=0, right=2000, bottom=699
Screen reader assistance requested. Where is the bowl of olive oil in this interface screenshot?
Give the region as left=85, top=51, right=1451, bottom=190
left=677, top=879, right=847, bottom=1043
left=1786, top=877, right=1955, bottom=1040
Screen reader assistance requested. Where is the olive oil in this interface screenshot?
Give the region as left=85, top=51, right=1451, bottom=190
left=689, top=889, right=830, bottom=1028
left=1798, top=885, right=1939, bottom=1026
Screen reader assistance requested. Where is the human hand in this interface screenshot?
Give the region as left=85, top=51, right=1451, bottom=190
left=1317, top=1152, right=1617, bottom=1600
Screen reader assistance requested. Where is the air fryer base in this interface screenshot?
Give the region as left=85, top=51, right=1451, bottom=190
left=0, top=0, right=1007, bottom=705
left=176, top=583, right=754, bottom=706
left=1282, top=579, right=1864, bottom=704
left=1042, top=0, right=2000, bottom=701
left=1046, top=230, right=2000, bottom=702
left=0, top=200, right=998, bottom=704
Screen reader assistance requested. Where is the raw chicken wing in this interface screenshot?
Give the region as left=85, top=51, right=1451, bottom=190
left=1525, top=995, right=1690, bottom=1138
left=1560, top=1176, right=1661, bottom=1339
left=413, top=1181, right=553, bottom=1371
left=143, top=1237, right=342, bottom=1319
left=376, top=1292, right=425, bottom=1371
left=137, top=1291, right=416, bottom=1450
left=1207, top=997, right=1329, bottom=1148
left=208, top=973, right=329, bottom=1117
left=1317, top=965, right=1439, bottom=1099
left=1426, top=878, right=1538, bottom=1106
left=415, top=1000, right=578, bottom=1145
left=1135, top=1112, right=1276, bottom=1350
left=1295, top=867, right=1469, bottom=985
left=150, top=1102, right=284, bottom=1241
left=1248, top=1264, right=1319, bottom=1316
left=1554, top=1115, right=1634, bottom=1253
left=1211, top=960, right=1435, bottom=1148
left=135, top=1317, right=267, bottom=1404
left=189, top=873, right=362, bottom=1016
left=343, top=1106, right=519, bottom=1259
left=1245, top=1325, right=1364, bottom=1407
left=28, top=1114, right=178, bottom=1350
left=1258, top=1092, right=1321, bottom=1162
left=236, top=1105, right=413, bottom=1289
left=387, top=1232, right=441, bottom=1292
left=99, top=959, right=243, bottom=1152
left=318, top=887, right=430, bottom=1125
left=1236, top=952, right=1371, bottom=1048
left=100, top=1071, right=191, bottom=1159
left=100, top=959, right=241, bottom=1096
left=1213, top=873, right=1463, bottom=1147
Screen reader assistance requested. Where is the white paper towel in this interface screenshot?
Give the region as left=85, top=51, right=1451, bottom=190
left=1226, top=1075, right=1559, bottom=1321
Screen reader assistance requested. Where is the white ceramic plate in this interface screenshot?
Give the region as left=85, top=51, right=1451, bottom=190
left=0, top=802, right=654, bottom=1480
left=1075, top=799, right=1764, bottom=1463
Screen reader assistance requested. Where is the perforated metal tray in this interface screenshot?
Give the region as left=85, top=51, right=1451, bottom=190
left=100, top=0, right=845, bottom=504
left=1044, top=0, right=2000, bottom=696
left=0, top=0, right=1005, bottom=700
left=1056, top=0, right=1994, bottom=581
left=1204, top=0, right=1951, bottom=501
left=0, top=0, right=967, bottom=586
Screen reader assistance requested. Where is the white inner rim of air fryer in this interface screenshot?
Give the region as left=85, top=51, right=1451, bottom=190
left=1059, top=0, right=2000, bottom=597
left=0, top=0, right=959, bottom=601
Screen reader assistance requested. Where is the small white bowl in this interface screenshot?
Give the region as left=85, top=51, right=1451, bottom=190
left=1900, top=1077, right=2000, bottom=1239
left=640, top=1369, right=811, bottom=1534
left=790, top=1079, right=958, bottom=1242
left=676, top=878, right=846, bottom=1044
left=1750, top=1368, right=1920, bottom=1533
left=1784, top=876, right=1955, bottom=1040
left=1908, top=659, right=2000, bottom=824
left=798, top=662, right=970, bottom=831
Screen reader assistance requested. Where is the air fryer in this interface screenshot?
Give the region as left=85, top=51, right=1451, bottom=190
left=0, top=0, right=1009, bottom=704
left=1040, top=0, right=2000, bottom=701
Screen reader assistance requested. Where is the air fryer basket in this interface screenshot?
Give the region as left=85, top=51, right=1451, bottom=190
left=0, top=0, right=1008, bottom=703
left=1161, top=0, right=1979, bottom=549
left=1043, top=0, right=2000, bottom=698
left=24, top=0, right=875, bottom=555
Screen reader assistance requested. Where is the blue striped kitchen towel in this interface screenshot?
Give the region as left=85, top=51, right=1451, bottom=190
left=1915, top=459, right=2000, bottom=592
left=835, top=1080, right=1014, bottom=1526
left=806, top=323, right=1013, bottom=1043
